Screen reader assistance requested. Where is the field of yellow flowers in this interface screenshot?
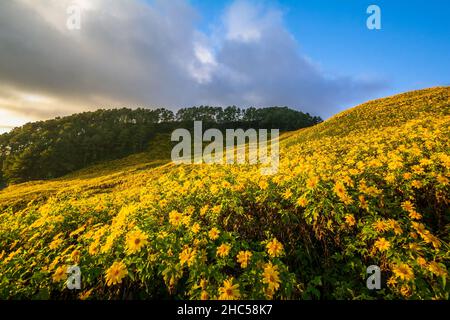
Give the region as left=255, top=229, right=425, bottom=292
left=0, top=87, right=449, bottom=300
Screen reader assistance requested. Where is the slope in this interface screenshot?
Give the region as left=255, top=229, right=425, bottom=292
left=0, top=87, right=449, bottom=300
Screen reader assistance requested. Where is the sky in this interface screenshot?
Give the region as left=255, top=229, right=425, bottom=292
left=0, top=0, right=449, bottom=133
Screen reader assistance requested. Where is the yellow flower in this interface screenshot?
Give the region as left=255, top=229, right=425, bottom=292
left=403, top=172, right=412, bottom=180
left=200, top=291, right=209, bottom=300
left=210, top=185, right=219, bottom=194
left=428, top=261, right=447, bottom=277
left=70, top=225, right=86, bottom=238
left=387, top=277, right=397, bottom=287
left=236, top=251, right=252, bottom=268
left=179, top=247, right=196, bottom=267
left=409, top=243, right=421, bottom=252
left=101, top=234, right=116, bottom=254
left=10, top=240, right=19, bottom=250
left=342, top=175, right=354, bottom=187
left=411, top=180, right=422, bottom=188
left=411, top=222, right=428, bottom=236
left=169, top=210, right=183, bottom=227
left=334, top=181, right=347, bottom=199
left=212, top=205, right=222, bottom=215
left=385, top=173, right=396, bottom=184
left=184, top=206, right=195, bottom=215
left=217, top=244, right=231, bottom=258
left=344, top=214, right=356, bottom=227
left=182, top=215, right=191, bottom=226
left=71, top=249, right=81, bottom=263
left=306, top=176, right=319, bottom=189
left=159, top=199, right=168, bottom=208
left=266, top=238, right=284, bottom=258
left=262, top=262, right=281, bottom=292
left=200, top=205, right=209, bottom=216
left=191, top=223, right=201, bottom=234
left=374, top=238, right=391, bottom=252
left=436, top=175, right=449, bottom=185
left=218, top=278, right=240, bottom=300
left=419, top=158, right=433, bottom=166
left=200, top=278, right=208, bottom=290
left=416, top=257, right=427, bottom=267
left=401, top=200, right=415, bottom=213
left=389, top=220, right=403, bottom=235
left=412, top=165, right=424, bottom=174
left=373, top=220, right=389, bottom=233
left=125, top=229, right=148, bottom=255
left=88, top=240, right=100, bottom=256
left=296, top=197, right=308, bottom=207
left=259, top=180, right=268, bottom=190
left=79, top=289, right=93, bottom=300
left=420, top=232, right=441, bottom=249
left=49, top=238, right=63, bottom=250
left=208, top=227, right=220, bottom=240
left=52, top=266, right=67, bottom=283
left=409, top=210, right=422, bottom=220
left=358, top=195, right=369, bottom=210
left=282, top=189, right=293, bottom=200
left=392, top=263, right=414, bottom=281
left=429, top=235, right=441, bottom=249
left=158, top=231, right=168, bottom=239
left=105, top=261, right=128, bottom=286
left=400, top=284, right=412, bottom=297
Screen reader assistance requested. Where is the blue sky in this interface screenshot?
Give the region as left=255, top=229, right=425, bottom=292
left=191, top=0, right=450, bottom=96
left=0, top=0, right=449, bottom=132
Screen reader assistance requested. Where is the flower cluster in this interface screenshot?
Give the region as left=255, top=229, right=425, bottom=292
left=0, top=87, right=449, bottom=299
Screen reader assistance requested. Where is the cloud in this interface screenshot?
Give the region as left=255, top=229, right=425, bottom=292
left=0, top=0, right=385, bottom=131
left=200, top=0, right=385, bottom=113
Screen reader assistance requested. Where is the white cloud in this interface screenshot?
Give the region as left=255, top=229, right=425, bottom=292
left=189, top=42, right=218, bottom=84
left=0, top=0, right=385, bottom=131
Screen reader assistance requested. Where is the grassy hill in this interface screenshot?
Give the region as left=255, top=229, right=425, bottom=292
left=0, top=87, right=449, bottom=300
left=0, top=106, right=321, bottom=186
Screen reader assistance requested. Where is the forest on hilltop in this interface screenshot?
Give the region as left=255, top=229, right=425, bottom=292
left=0, top=106, right=321, bottom=186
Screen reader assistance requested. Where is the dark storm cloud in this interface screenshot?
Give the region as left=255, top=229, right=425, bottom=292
left=0, top=0, right=385, bottom=127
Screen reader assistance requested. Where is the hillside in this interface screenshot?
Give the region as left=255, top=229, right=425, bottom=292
left=0, top=87, right=449, bottom=300
left=0, top=106, right=321, bottom=186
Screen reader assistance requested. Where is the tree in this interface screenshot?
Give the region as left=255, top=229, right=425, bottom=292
left=0, top=106, right=321, bottom=186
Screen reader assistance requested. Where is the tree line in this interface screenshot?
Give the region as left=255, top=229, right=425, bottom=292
left=0, top=106, right=322, bottom=186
